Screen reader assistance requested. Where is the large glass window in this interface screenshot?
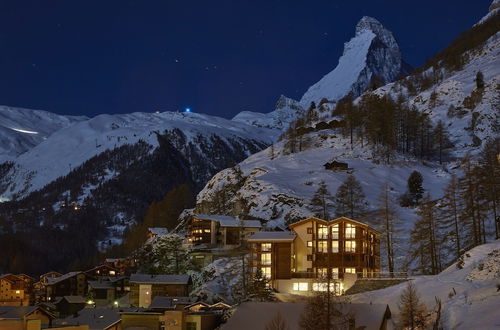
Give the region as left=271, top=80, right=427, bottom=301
left=261, top=267, right=271, bottom=278
left=318, top=241, right=328, bottom=252
left=312, top=283, right=335, bottom=292
left=331, top=224, right=339, bottom=239
left=261, top=243, right=271, bottom=252
left=317, top=268, right=328, bottom=277
left=293, top=282, right=308, bottom=291
left=261, top=253, right=271, bottom=265
left=345, top=268, right=356, bottom=274
left=318, top=225, right=328, bottom=239
left=345, top=223, right=356, bottom=239
left=332, top=268, right=339, bottom=279
left=331, top=241, right=339, bottom=253
left=345, top=241, right=356, bottom=253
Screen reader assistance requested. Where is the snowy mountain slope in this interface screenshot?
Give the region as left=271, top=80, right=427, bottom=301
left=349, top=240, right=500, bottom=330
left=0, top=105, right=87, bottom=162
left=232, top=95, right=305, bottom=130
left=299, top=16, right=411, bottom=108
left=0, top=111, right=278, bottom=200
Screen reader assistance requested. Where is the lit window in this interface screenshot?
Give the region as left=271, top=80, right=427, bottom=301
left=109, top=271, right=116, bottom=275
left=307, top=241, right=313, bottom=248
left=345, top=268, right=356, bottom=274
left=293, top=282, right=308, bottom=291
left=261, top=267, right=271, bottom=278
left=332, top=268, right=339, bottom=279
left=345, top=241, right=356, bottom=253
left=345, top=223, right=356, bottom=239
left=331, top=241, right=339, bottom=253
left=318, top=241, right=327, bottom=252
left=331, top=224, right=339, bottom=239
left=204, top=229, right=211, bottom=233
left=261, top=243, right=271, bottom=252
left=261, top=253, right=271, bottom=265
left=15, top=290, right=21, bottom=294
left=307, top=227, right=313, bottom=234
left=312, top=283, right=335, bottom=291
left=318, top=225, right=328, bottom=239
left=317, top=268, right=328, bottom=277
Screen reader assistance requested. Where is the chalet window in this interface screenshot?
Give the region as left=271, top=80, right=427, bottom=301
left=261, top=253, right=272, bottom=265
left=261, top=243, right=271, bottom=252
left=312, top=283, right=335, bottom=292
left=317, top=268, right=328, bottom=277
left=332, top=268, right=339, bottom=279
left=331, top=241, right=339, bottom=253
left=345, top=241, right=356, bottom=253
left=318, top=225, right=328, bottom=239
left=331, top=224, right=339, bottom=239
left=293, top=282, right=308, bottom=291
left=307, top=227, right=313, bottom=234
left=345, top=223, right=356, bottom=239
left=345, top=268, right=356, bottom=274
left=307, top=241, right=313, bottom=248
left=261, top=267, right=271, bottom=278
left=204, top=229, right=211, bottom=233
left=318, top=241, right=328, bottom=252
left=307, top=254, right=313, bottom=261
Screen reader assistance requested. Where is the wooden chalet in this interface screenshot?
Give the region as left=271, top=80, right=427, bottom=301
left=129, top=274, right=192, bottom=308
left=248, top=217, right=381, bottom=295
left=323, top=160, right=349, bottom=171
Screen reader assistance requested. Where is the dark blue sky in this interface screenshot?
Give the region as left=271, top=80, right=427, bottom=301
left=0, top=0, right=492, bottom=118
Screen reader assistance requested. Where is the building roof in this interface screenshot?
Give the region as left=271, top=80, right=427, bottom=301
left=148, top=227, right=169, bottom=235
left=88, top=280, right=115, bottom=290
left=247, top=231, right=296, bottom=242
left=288, top=216, right=381, bottom=234
left=0, top=306, right=43, bottom=320
left=221, top=302, right=390, bottom=330
left=47, top=271, right=83, bottom=285
left=55, top=307, right=121, bottom=330
left=40, top=271, right=63, bottom=278
left=60, top=296, right=87, bottom=304
left=195, top=214, right=262, bottom=228
left=149, top=296, right=197, bottom=309
left=129, top=274, right=191, bottom=285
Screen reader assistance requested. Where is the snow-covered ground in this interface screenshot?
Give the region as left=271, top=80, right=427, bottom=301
left=350, top=240, right=500, bottom=330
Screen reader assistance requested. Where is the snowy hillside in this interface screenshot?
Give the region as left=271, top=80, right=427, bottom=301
left=0, top=105, right=87, bottom=162
left=350, top=240, right=500, bottom=330
left=232, top=95, right=305, bottom=130
left=0, top=111, right=278, bottom=200
left=300, top=16, right=411, bottom=108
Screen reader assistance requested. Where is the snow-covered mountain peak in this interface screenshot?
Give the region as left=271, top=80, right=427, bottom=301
left=355, top=16, right=398, bottom=50
left=490, top=0, right=500, bottom=11
left=300, top=16, right=410, bottom=108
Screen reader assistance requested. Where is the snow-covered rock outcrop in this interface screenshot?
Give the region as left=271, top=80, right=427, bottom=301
left=232, top=95, right=305, bottom=130
left=300, top=16, right=411, bottom=108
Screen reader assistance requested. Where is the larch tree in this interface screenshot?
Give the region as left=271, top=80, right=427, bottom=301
left=334, top=175, right=368, bottom=219
left=437, top=174, right=463, bottom=260
left=310, top=181, right=333, bottom=220
left=299, top=290, right=354, bottom=330
left=398, top=281, right=427, bottom=330
left=266, top=312, right=289, bottom=330
left=376, top=183, right=401, bottom=274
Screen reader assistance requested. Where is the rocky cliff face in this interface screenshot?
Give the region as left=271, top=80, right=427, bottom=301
left=300, top=16, right=411, bottom=108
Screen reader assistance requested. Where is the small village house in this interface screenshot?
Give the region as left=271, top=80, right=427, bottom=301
left=45, top=272, right=87, bottom=301
left=129, top=274, right=191, bottom=308
left=0, top=274, right=33, bottom=306
left=0, top=306, right=55, bottom=330
left=54, top=307, right=121, bottom=330
left=147, top=227, right=169, bottom=239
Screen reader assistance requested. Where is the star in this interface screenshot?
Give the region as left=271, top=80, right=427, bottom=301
left=174, top=59, right=179, bottom=63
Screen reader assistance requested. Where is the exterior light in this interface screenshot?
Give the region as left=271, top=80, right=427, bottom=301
left=87, top=300, right=94, bottom=305
left=114, top=301, right=119, bottom=306
left=185, top=107, right=191, bottom=113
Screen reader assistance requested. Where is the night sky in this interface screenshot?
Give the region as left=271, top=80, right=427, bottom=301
left=0, top=0, right=492, bottom=119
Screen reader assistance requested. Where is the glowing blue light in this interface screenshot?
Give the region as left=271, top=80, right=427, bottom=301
left=185, top=107, right=191, bottom=113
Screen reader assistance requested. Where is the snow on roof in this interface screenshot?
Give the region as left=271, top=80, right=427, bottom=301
left=0, top=306, right=40, bottom=319
left=129, top=274, right=191, bottom=285
left=60, top=296, right=87, bottom=304
left=149, top=296, right=197, bottom=309
left=221, top=302, right=390, bottom=330
left=195, top=214, right=262, bottom=228
left=46, top=272, right=82, bottom=285
left=148, top=227, right=169, bottom=235
left=247, top=231, right=296, bottom=242
left=55, top=307, right=121, bottom=329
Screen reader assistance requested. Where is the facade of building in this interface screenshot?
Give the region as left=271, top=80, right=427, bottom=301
left=248, top=217, right=381, bottom=295
left=0, top=274, right=33, bottom=306
left=45, top=272, right=87, bottom=301
left=187, top=215, right=261, bottom=249
left=0, top=306, right=54, bottom=330
left=129, top=274, right=192, bottom=308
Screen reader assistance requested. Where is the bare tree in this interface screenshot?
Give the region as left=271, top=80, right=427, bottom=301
left=398, top=281, right=427, bottom=330
left=266, top=311, right=290, bottom=330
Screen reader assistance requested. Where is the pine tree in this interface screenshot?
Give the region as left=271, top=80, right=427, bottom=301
left=475, top=71, right=485, bottom=89
left=249, top=269, right=274, bottom=302
left=408, top=171, right=425, bottom=204
left=310, top=181, right=333, bottom=219
left=376, top=183, right=401, bottom=274
left=334, top=175, right=367, bottom=219
left=398, top=281, right=427, bottom=330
